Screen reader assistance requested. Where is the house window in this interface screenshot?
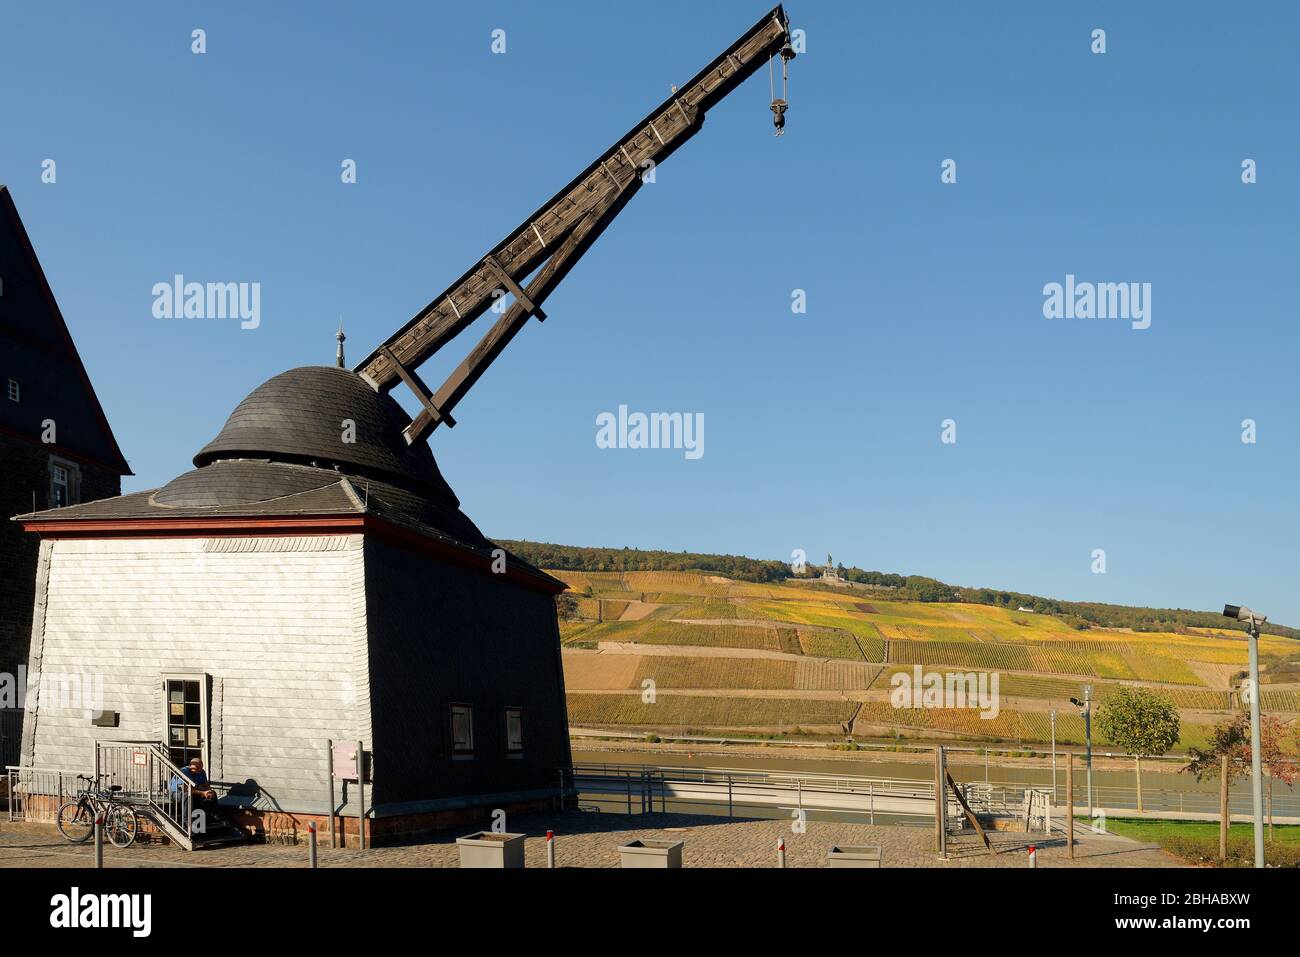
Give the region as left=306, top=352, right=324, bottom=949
left=504, top=707, right=524, bottom=757
left=450, top=703, right=474, bottom=758
left=5, top=379, right=17, bottom=402
left=49, top=458, right=80, bottom=509
left=162, top=676, right=208, bottom=768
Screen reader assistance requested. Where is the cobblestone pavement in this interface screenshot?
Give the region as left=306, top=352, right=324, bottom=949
left=0, top=813, right=1181, bottom=868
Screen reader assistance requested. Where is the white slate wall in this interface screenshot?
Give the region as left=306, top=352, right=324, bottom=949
left=24, top=535, right=371, bottom=812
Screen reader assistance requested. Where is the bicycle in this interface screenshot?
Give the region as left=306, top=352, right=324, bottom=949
left=56, top=774, right=139, bottom=849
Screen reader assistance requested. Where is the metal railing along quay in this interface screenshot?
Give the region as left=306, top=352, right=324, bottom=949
left=567, top=763, right=969, bottom=825
left=1058, top=781, right=1300, bottom=820
left=566, top=762, right=1296, bottom=828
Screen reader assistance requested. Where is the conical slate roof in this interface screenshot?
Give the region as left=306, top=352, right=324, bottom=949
left=193, top=366, right=457, bottom=504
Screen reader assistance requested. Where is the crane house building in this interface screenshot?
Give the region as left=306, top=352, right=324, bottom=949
left=13, top=5, right=798, bottom=848
left=16, top=366, right=573, bottom=846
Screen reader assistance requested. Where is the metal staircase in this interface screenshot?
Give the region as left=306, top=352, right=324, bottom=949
left=94, top=741, right=245, bottom=850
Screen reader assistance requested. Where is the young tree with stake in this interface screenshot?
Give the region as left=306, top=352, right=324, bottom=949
left=1096, top=687, right=1180, bottom=815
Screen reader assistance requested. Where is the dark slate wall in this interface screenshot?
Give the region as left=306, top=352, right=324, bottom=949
left=363, top=537, right=572, bottom=807
left=0, top=187, right=129, bottom=474
left=0, top=432, right=119, bottom=682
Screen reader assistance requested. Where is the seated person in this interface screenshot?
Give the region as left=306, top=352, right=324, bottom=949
left=177, top=758, right=215, bottom=799
left=171, top=758, right=220, bottom=828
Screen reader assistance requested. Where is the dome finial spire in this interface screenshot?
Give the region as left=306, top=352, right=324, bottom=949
left=336, top=316, right=346, bottom=368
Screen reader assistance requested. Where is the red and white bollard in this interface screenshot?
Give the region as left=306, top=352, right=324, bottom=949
left=1028, top=844, right=1037, bottom=869
left=546, top=829, right=556, bottom=869
left=776, top=836, right=787, bottom=869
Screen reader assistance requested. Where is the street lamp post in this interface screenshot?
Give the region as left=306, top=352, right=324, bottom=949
left=1085, top=687, right=1093, bottom=816
left=1071, top=688, right=1093, bottom=818
left=1050, top=709, right=1058, bottom=803
left=1224, top=604, right=1266, bottom=869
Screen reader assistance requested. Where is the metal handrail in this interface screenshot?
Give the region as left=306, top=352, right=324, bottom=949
left=94, top=741, right=194, bottom=849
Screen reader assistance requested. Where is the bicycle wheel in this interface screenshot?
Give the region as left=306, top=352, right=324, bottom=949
left=55, top=800, right=94, bottom=844
left=106, top=805, right=138, bottom=849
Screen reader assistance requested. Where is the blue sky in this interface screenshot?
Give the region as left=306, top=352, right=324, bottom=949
left=3, top=1, right=1297, bottom=623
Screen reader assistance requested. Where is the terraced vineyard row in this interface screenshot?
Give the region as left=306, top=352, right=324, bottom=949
left=566, top=693, right=857, bottom=728
left=621, top=571, right=707, bottom=590
left=640, top=591, right=724, bottom=604
left=563, top=651, right=880, bottom=692
left=796, top=630, right=866, bottom=661
left=856, top=703, right=1026, bottom=741
left=631, top=657, right=797, bottom=690
left=674, top=602, right=741, bottom=619
left=889, top=641, right=1036, bottom=670
left=1261, top=689, right=1300, bottom=711
left=1023, top=634, right=1255, bottom=668
left=561, top=652, right=641, bottom=690
left=887, top=640, right=1203, bottom=684
left=572, top=620, right=794, bottom=653
left=1000, top=676, right=1231, bottom=710
left=856, top=702, right=1215, bottom=751
left=573, top=597, right=631, bottom=621
left=1155, top=688, right=1233, bottom=710
left=794, top=659, right=881, bottom=691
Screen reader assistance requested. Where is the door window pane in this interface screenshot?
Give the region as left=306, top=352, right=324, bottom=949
left=164, top=678, right=205, bottom=767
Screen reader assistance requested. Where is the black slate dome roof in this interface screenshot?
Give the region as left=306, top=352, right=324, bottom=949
left=193, top=366, right=458, bottom=504
left=19, top=363, right=561, bottom=589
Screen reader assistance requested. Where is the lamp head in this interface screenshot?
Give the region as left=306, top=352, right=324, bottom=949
left=1224, top=604, right=1267, bottom=625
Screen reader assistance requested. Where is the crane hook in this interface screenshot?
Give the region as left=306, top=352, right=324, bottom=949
left=769, top=41, right=796, bottom=137
left=771, top=99, right=788, bottom=135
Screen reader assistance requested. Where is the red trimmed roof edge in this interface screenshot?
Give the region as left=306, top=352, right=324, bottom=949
left=17, top=512, right=565, bottom=596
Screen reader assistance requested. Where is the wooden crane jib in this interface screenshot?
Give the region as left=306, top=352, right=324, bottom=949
left=355, top=5, right=796, bottom=446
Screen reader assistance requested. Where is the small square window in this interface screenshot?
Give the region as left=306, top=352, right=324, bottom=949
left=51, top=466, right=69, bottom=508
left=49, top=458, right=80, bottom=509
left=6, top=379, right=17, bottom=402
left=505, top=707, right=524, bottom=755
left=450, top=703, right=474, bottom=757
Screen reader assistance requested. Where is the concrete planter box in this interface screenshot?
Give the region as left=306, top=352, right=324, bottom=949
left=456, top=831, right=526, bottom=868
left=826, top=844, right=882, bottom=868
left=618, top=839, right=683, bottom=868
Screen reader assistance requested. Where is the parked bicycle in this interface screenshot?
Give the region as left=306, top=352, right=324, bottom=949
left=56, top=774, right=139, bottom=848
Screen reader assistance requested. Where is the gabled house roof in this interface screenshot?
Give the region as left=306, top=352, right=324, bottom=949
left=0, top=184, right=131, bottom=475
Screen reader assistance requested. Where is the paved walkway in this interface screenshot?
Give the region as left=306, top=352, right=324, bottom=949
left=0, top=812, right=1181, bottom=868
